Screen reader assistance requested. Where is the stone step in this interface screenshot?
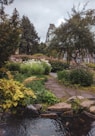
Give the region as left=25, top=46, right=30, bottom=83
left=40, top=113, right=58, bottom=119
left=48, top=102, right=71, bottom=112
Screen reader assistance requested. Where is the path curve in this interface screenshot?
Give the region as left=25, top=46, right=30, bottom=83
left=45, top=73, right=95, bottom=99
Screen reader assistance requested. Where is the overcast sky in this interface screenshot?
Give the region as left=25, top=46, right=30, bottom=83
left=4, top=0, right=95, bottom=42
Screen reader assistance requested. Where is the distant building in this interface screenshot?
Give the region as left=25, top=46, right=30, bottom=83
left=45, top=24, right=56, bottom=45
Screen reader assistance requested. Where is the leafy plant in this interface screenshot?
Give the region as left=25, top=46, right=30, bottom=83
left=40, top=90, right=59, bottom=105
left=25, top=80, right=59, bottom=105
left=70, top=98, right=83, bottom=114
left=0, top=79, right=36, bottom=112
left=13, top=72, right=28, bottom=83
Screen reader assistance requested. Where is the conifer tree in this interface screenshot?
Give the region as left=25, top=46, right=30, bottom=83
left=19, top=15, right=40, bottom=55
left=0, top=8, right=21, bottom=67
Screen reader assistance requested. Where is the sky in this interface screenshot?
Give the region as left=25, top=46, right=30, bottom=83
left=4, top=0, right=95, bottom=42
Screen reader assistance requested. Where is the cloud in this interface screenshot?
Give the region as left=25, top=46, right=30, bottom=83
left=56, top=18, right=66, bottom=27
left=4, top=0, right=95, bottom=42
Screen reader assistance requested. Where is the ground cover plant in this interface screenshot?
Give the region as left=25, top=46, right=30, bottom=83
left=24, top=79, right=59, bottom=105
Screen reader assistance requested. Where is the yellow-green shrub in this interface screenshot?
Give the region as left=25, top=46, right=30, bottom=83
left=0, top=79, right=36, bottom=112
left=86, top=63, right=95, bottom=69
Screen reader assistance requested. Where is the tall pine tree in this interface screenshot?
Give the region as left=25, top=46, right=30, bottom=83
left=0, top=8, right=21, bottom=67
left=19, top=16, right=40, bottom=55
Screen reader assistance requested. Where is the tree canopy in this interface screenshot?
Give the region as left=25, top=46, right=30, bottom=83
left=0, top=0, right=14, bottom=14
left=19, top=15, right=40, bottom=55
left=0, top=8, right=21, bottom=67
left=0, top=0, right=14, bottom=5
left=49, top=5, right=95, bottom=63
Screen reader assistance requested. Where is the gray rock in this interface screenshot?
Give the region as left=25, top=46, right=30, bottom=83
left=26, top=104, right=39, bottom=117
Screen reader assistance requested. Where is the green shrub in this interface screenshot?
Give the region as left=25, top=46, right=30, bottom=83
left=20, top=63, right=32, bottom=75
left=70, top=68, right=93, bottom=86
left=6, top=59, right=51, bottom=76
left=20, top=63, right=45, bottom=75
left=49, top=60, right=69, bottom=72
left=20, top=59, right=51, bottom=76
left=6, top=62, right=20, bottom=71
left=57, top=70, right=70, bottom=81
left=41, top=61, right=51, bottom=75
left=0, top=79, right=36, bottom=112
left=71, top=98, right=82, bottom=114
left=13, top=72, right=28, bottom=83
left=25, top=80, right=59, bottom=105
left=39, top=90, right=59, bottom=105
left=29, top=63, right=45, bottom=75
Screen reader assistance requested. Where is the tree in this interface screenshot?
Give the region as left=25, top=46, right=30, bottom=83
left=19, top=16, right=40, bottom=55
left=0, top=0, right=14, bottom=5
left=0, top=8, right=21, bottom=67
left=38, top=42, right=47, bottom=54
left=50, top=5, right=95, bottom=64
left=0, top=0, right=14, bottom=14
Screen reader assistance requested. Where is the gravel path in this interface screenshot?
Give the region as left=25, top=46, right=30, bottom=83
left=45, top=73, right=95, bottom=99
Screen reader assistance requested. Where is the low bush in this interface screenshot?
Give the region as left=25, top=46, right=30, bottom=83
left=20, top=62, right=45, bottom=75
left=49, top=60, right=69, bottom=72
left=41, top=61, right=51, bottom=75
left=57, top=68, right=93, bottom=87
left=57, top=70, right=70, bottom=81
left=5, top=59, right=51, bottom=76
left=39, top=90, right=59, bottom=105
left=25, top=80, right=59, bottom=105
left=6, top=62, right=20, bottom=71
left=20, top=59, right=51, bottom=76
left=70, top=68, right=93, bottom=86
left=13, top=72, right=28, bottom=83
left=71, top=98, right=82, bottom=114
left=0, top=79, right=36, bottom=112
